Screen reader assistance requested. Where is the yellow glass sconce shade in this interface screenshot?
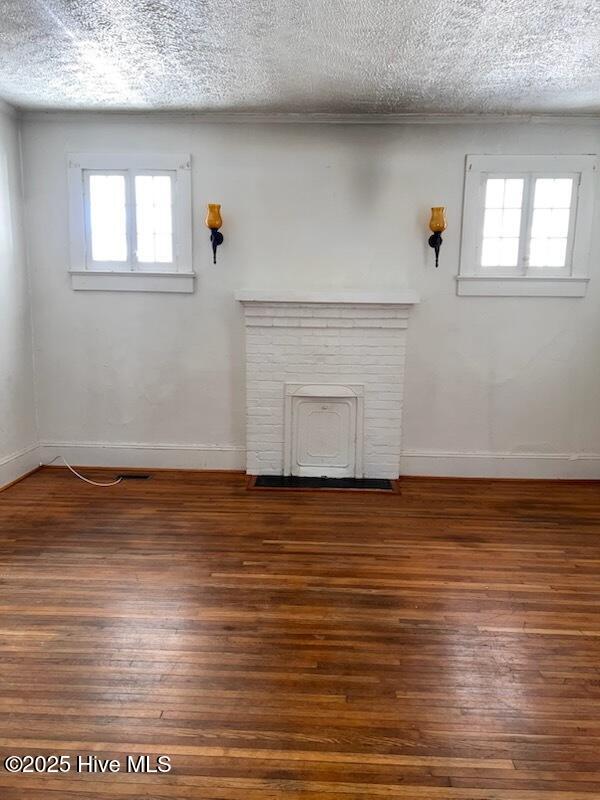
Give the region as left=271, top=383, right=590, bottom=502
left=205, top=204, right=223, bottom=264
left=205, top=203, right=222, bottom=229
left=428, top=207, right=447, bottom=267
left=429, top=207, right=447, bottom=233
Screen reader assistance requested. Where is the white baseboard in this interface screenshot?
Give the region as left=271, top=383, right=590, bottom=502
left=0, top=444, right=41, bottom=489
left=32, top=442, right=600, bottom=480
left=40, top=441, right=245, bottom=471
left=400, top=450, right=600, bottom=479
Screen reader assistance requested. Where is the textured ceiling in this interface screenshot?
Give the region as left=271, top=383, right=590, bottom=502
left=1, top=0, right=599, bottom=113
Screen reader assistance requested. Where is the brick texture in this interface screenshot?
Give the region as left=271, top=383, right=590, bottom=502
left=240, top=302, right=411, bottom=479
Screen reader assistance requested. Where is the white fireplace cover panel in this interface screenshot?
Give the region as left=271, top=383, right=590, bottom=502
left=285, top=384, right=364, bottom=478
left=293, top=398, right=355, bottom=477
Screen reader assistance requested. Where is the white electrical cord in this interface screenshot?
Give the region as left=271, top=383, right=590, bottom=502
left=47, top=455, right=123, bottom=487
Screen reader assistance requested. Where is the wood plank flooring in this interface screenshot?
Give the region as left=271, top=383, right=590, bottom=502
left=1, top=466, right=600, bottom=798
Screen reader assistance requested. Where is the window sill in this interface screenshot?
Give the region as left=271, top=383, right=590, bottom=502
left=69, top=270, right=196, bottom=294
left=456, top=275, right=589, bottom=298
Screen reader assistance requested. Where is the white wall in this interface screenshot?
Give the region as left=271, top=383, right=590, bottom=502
left=21, top=114, right=600, bottom=477
left=0, top=105, right=38, bottom=487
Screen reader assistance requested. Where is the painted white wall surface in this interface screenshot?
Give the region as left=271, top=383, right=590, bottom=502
left=0, top=105, right=38, bottom=487
left=21, top=115, right=600, bottom=477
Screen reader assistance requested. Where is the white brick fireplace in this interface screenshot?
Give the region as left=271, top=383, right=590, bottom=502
left=237, top=292, right=419, bottom=479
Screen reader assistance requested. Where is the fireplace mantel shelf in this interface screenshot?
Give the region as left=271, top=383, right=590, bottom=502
left=236, top=290, right=419, bottom=305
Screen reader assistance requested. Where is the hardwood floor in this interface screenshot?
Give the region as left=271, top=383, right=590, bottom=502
left=1, top=467, right=600, bottom=798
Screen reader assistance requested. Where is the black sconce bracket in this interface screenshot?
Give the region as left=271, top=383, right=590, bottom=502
left=210, top=228, right=224, bottom=264
left=428, top=231, right=443, bottom=268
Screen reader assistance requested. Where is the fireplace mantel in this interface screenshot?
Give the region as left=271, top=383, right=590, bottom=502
left=236, top=290, right=419, bottom=305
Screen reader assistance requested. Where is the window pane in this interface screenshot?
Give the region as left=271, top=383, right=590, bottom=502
left=481, top=177, right=523, bottom=267
left=482, top=237, right=520, bottom=267
left=545, top=239, right=568, bottom=267
left=550, top=209, right=570, bottom=238
left=530, top=238, right=567, bottom=268
left=481, top=238, right=501, bottom=266
left=499, top=238, right=519, bottom=266
left=483, top=208, right=521, bottom=238
left=485, top=179, right=505, bottom=208
left=154, top=234, right=173, bottom=263
left=483, top=209, right=503, bottom=237
left=531, top=209, right=553, bottom=238
left=501, top=209, right=521, bottom=236
left=534, top=178, right=573, bottom=209
left=532, top=208, right=570, bottom=239
left=484, top=177, right=523, bottom=209
left=529, top=238, right=547, bottom=267
left=135, top=175, right=173, bottom=264
left=88, top=174, right=127, bottom=262
left=503, top=179, right=524, bottom=208
left=527, top=177, right=573, bottom=268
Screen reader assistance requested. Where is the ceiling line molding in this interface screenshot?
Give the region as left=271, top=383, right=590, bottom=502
left=17, top=110, right=600, bottom=126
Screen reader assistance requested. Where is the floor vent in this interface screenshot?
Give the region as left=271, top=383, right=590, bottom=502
left=116, top=474, right=152, bottom=480
left=252, top=475, right=395, bottom=492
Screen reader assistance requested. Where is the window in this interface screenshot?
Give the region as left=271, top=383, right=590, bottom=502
left=457, top=155, right=597, bottom=296
left=84, top=171, right=175, bottom=268
left=68, top=153, right=193, bottom=292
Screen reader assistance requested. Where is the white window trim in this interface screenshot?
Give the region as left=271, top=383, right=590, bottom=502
left=457, top=154, right=598, bottom=297
left=67, top=153, right=195, bottom=293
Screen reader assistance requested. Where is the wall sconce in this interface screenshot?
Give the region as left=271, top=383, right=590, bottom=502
left=205, top=203, right=223, bottom=264
left=428, top=207, right=447, bottom=268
